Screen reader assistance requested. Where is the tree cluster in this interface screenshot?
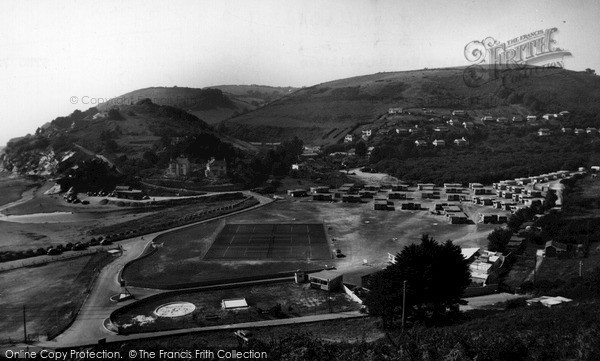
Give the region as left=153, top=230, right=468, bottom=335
left=364, top=235, right=471, bottom=329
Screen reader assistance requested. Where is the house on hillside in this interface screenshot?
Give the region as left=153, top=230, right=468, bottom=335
left=205, top=158, right=227, bottom=178
left=586, top=127, right=598, bottom=134
left=561, top=127, right=572, bottom=134
left=463, top=121, right=474, bottom=129
left=432, top=139, right=446, bottom=147
left=454, top=137, right=469, bottom=147
left=559, top=110, right=570, bottom=116
left=481, top=115, right=493, bottom=122
left=388, top=107, right=403, bottom=114
left=415, top=140, right=428, bottom=147
left=361, top=129, right=372, bottom=139
left=543, top=114, right=558, bottom=120
left=512, top=116, right=524, bottom=123
left=434, top=126, right=449, bottom=132
left=574, top=128, right=586, bottom=135
left=344, top=134, right=354, bottom=143
left=526, top=115, right=537, bottom=121
left=452, top=110, right=466, bottom=116
left=496, top=117, right=509, bottom=124
left=538, top=128, right=551, bottom=137
left=167, top=156, right=192, bottom=177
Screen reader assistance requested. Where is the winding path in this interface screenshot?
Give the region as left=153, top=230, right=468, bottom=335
left=36, top=192, right=273, bottom=349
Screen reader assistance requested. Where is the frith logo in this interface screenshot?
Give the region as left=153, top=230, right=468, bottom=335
left=462, top=28, right=572, bottom=88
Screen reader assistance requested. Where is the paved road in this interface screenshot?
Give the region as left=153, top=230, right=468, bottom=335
left=104, top=311, right=366, bottom=345
left=36, top=192, right=273, bottom=349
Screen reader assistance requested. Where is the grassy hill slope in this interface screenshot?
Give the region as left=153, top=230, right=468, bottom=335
left=221, top=67, right=600, bottom=145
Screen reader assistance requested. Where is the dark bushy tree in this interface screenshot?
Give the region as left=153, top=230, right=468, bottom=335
left=364, top=235, right=470, bottom=328
left=487, top=227, right=513, bottom=253
left=355, top=140, right=367, bottom=157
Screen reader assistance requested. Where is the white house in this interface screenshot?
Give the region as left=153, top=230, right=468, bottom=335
left=388, top=107, right=403, bottom=114
left=344, top=134, right=354, bottom=142
left=538, top=128, right=551, bottom=136
left=415, top=140, right=428, bottom=147
left=454, top=137, right=469, bottom=146
left=526, top=115, right=537, bottom=121
left=432, top=139, right=446, bottom=147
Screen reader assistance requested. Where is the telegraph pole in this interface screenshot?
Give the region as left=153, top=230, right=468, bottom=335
left=23, top=305, right=27, bottom=343
left=579, top=260, right=583, bottom=277
left=401, top=280, right=407, bottom=332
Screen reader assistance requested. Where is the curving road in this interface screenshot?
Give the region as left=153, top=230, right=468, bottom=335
left=36, top=192, right=273, bottom=349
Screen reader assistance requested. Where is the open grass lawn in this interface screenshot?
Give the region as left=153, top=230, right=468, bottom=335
left=0, top=252, right=114, bottom=343
left=111, top=281, right=360, bottom=334
left=0, top=175, right=38, bottom=208
left=89, top=198, right=242, bottom=236
left=124, top=199, right=495, bottom=288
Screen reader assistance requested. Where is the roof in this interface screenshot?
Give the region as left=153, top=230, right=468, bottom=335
left=461, top=247, right=480, bottom=260
left=527, top=295, right=573, bottom=307
left=309, top=270, right=343, bottom=280
left=545, top=240, right=567, bottom=250
left=222, top=298, right=248, bottom=309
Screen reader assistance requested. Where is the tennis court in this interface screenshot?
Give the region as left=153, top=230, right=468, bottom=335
left=204, top=223, right=331, bottom=260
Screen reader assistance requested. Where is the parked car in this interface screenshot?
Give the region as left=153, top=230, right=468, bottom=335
left=234, top=330, right=253, bottom=343
left=47, top=248, right=62, bottom=255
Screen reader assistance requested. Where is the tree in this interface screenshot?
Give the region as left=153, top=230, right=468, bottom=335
left=363, top=235, right=470, bottom=328
left=487, top=227, right=513, bottom=253
left=545, top=189, right=558, bottom=210
left=355, top=140, right=367, bottom=157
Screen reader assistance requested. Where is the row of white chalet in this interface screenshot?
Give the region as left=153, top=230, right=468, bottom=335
left=538, top=127, right=599, bottom=136
left=480, top=111, right=569, bottom=123
left=415, top=137, right=469, bottom=147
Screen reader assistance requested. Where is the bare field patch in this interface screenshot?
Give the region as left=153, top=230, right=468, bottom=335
left=124, top=199, right=494, bottom=288
left=0, top=252, right=114, bottom=343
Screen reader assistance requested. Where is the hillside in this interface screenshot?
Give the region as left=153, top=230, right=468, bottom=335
left=100, top=85, right=298, bottom=125
left=220, top=67, right=600, bottom=145
left=98, top=86, right=250, bottom=125
left=1, top=98, right=256, bottom=178
left=210, top=84, right=298, bottom=106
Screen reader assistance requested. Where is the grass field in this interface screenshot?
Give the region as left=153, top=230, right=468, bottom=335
left=123, top=198, right=496, bottom=288
left=0, top=252, right=114, bottom=343
left=204, top=223, right=330, bottom=260
left=110, top=281, right=360, bottom=334
left=0, top=175, right=38, bottom=208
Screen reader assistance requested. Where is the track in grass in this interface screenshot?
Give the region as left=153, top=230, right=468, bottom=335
left=204, top=223, right=331, bottom=260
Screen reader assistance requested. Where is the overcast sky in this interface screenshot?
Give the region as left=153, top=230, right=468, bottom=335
left=0, top=0, right=598, bottom=146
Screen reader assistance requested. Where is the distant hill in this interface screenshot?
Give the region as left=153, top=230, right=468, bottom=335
left=220, top=67, right=600, bottom=145
left=210, top=84, right=298, bottom=105
left=1, top=98, right=256, bottom=177
left=99, top=85, right=298, bottom=125
left=99, top=87, right=246, bottom=125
